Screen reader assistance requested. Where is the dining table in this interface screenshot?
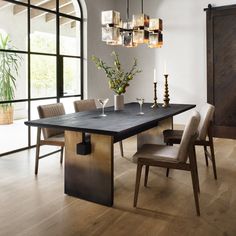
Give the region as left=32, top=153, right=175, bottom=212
left=25, top=102, right=195, bottom=206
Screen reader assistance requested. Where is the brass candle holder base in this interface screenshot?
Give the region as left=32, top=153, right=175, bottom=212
left=151, top=82, right=159, bottom=108
left=151, top=103, right=159, bottom=108
left=162, top=74, right=170, bottom=108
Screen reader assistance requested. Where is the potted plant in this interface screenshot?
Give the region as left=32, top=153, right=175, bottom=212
left=91, top=51, right=141, bottom=110
left=0, top=33, right=21, bottom=124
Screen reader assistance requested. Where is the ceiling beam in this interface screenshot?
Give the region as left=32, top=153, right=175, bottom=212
left=45, top=3, right=74, bottom=22
left=13, top=0, right=72, bottom=15
left=30, top=0, right=73, bottom=19
left=30, top=8, right=48, bottom=19
left=71, top=21, right=76, bottom=28
left=60, top=18, right=73, bottom=27
left=13, top=0, right=47, bottom=14
left=60, top=13, right=76, bottom=26
left=0, top=1, right=10, bottom=9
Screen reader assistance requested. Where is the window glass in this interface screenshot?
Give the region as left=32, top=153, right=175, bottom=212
left=63, top=57, right=81, bottom=96
left=31, top=9, right=56, bottom=54
left=60, top=17, right=81, bottom=56
left=31, top=55, right=56, bottom=98
left=0, top=102, right=28, bottom=153
left=0, top=1, right=27, bottom=50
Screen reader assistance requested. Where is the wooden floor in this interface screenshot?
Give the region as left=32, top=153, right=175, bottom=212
left=0, top=136, right=236, bottom=236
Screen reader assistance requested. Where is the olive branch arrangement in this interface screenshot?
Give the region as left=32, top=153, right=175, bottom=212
left=91, top=51, right=141, bottom=95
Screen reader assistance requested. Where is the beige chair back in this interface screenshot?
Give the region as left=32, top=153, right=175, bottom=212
left=74, top=99, right=97, bottom=112
left=198, top=103, right=215, bottom=140
left=37, top=103, right=65, bottom=139
left=177, top=111, right=200, bottom=162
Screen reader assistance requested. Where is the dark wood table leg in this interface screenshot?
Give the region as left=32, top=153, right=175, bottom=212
left=64, top=131, right=114, bottom=206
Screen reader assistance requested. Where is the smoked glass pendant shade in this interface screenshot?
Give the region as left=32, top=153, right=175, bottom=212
left=149, top=18, right=163, bottom=31
left=101, top=10, right=120, bottom=26
left=148, top=32, right=163, bottom=48
left=102, top=26, right=120, bottom=43
left=122, top=31, right=137, bottom=47
left=132, top=13, right=149, bottom=28
left=133, top=29, right=149, bottom=44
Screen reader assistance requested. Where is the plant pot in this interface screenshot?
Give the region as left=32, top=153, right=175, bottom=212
left=0, top=106, right=14, bottom=125
left=114, top=94, right=124, bottom=111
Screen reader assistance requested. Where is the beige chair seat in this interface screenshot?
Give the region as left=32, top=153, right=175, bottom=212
left=42, top=134, right=64, bottom=145
left=133, top=144, right=179, bottom=163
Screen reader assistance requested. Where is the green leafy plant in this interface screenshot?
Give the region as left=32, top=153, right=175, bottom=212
left=0, top=33, right=22, bottom=108
left=91, top=51, right=141, bottom=95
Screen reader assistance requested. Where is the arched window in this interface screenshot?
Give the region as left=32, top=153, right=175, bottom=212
left=0, top=0, right=84, bottom=155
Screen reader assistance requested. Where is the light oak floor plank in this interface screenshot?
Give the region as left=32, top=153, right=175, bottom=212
left=0, top=137, right=236, bottom=236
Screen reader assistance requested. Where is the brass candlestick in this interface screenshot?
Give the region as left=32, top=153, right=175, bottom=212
left=162, top=74, right=170, bottom=107
left=151, top=82, right=159, bottom=108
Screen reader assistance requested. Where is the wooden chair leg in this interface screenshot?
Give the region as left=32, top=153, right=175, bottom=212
left=35, top=128, right=41, bottom=175
left=203, top=145, right=209, bottom=166
left=119, top=141, right=124, bottom=157
left=166, top=168, right=170, bottom=177
left=134, top=163, right=143, bottom=207
left=35, top=146, right=40, bottom=175
left=193, top=146, right=200, bottom=193
left=60, top=147, right=64, bottom=164
left=166, top=143, right=172, bottom=177
left=144, top=165, right=149, bottom=187
left=209, top=138, right=217, bottom=180
left=189, top=145, right=200, bottom=216
left=190, top=167, right=200, bottom=216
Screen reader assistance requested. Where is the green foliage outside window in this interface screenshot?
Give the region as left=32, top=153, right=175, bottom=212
left=31, top=33, right=76, bottom=96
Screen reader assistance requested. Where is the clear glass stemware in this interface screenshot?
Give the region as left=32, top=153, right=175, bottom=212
left=98, top=98, right=109, bottom=116
left=136, top=98, right=144, bottom=115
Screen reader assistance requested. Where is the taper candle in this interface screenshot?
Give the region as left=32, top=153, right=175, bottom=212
left=164, top=61, right=167, bottom=75
left=153, top=68, right=157, bottom=82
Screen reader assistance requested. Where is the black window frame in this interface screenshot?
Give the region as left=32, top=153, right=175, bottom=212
left=0, top=0, right=84, bottom=156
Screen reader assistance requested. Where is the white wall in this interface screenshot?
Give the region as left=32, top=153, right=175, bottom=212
left=84, top=0, right=115, bottom=106
left=85, top=0, right=236, bottom=124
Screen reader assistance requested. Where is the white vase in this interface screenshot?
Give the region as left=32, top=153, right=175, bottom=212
left=114, top=94, right=124, bottom=111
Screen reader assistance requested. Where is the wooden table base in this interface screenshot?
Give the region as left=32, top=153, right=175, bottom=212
left=64, top=118, right=172, bottom=206
left=137, top=118, right=173, bottom=149
left=65, top=131, right=114, bottom=206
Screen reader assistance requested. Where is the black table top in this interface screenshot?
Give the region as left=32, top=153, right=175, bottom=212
left=25, top=103, right=195, bottom=140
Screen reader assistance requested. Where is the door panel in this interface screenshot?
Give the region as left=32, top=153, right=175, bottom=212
left=206, top=5, right=236, bottom=139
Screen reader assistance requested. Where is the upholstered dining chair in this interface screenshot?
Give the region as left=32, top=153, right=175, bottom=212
left=133, top=111, right=201, bottom=216
left=35, top=103, right=65, bottom=175
left=73, top=99, right=124, bottom=157
left=163, top=103, right=217, bottom=179
left=74, top=99, right=97, bottom=112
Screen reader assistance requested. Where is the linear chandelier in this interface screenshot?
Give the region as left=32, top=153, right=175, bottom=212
left=101, top=0, right=163, bottom=48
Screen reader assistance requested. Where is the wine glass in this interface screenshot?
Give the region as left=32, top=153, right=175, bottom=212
left=98, top=98, right=109, bottom=117
left=136, top=98, right=144, bottom=115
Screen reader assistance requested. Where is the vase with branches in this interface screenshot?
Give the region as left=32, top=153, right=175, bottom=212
left=91, top=51, right=141, bottom=110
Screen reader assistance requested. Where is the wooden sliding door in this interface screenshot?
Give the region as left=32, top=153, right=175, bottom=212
left=206, top=4, right=236, bottom=139
left=206, top=5, right=236, bottom=138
